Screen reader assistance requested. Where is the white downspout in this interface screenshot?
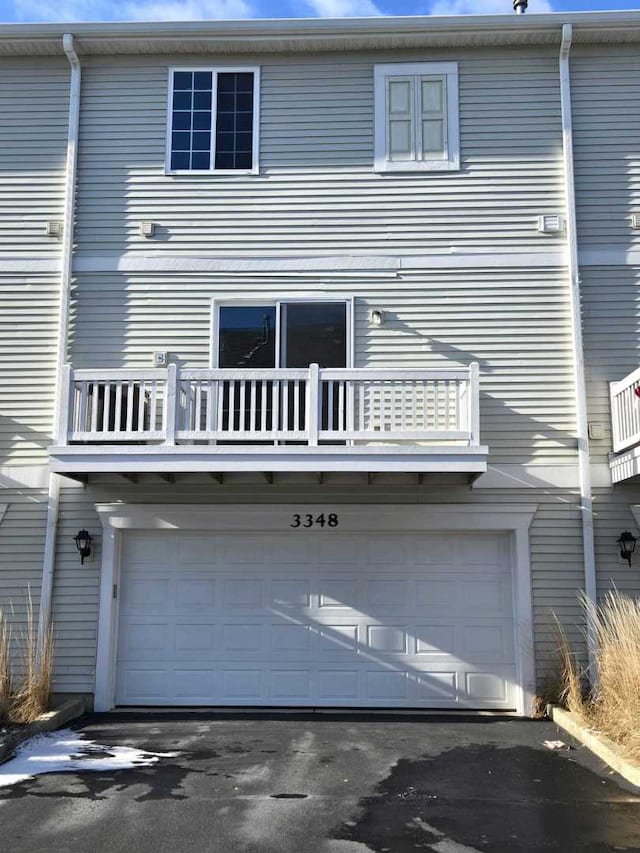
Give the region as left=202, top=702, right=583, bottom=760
left=559, top=24, right=597, bottom=670
left=38, top=34, right=81, bottom=652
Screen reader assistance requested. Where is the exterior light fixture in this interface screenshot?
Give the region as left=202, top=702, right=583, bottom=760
left=73, top=529, right=93, bottom=565
left=369, top=309, right=384, bottom=327
left=617, top=531, right=637, bottom=567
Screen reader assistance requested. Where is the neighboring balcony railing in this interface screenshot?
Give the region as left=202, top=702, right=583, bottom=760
left=58, top=363, right=480, bottom=448
left=610, top=366, right=640, bottom=454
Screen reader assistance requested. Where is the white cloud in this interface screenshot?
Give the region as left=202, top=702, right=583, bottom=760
left=429, top=0, right=552, bottom=14
left=303, top=0, right=383, bottom=16
left=11, top=0, right=255, bottom=22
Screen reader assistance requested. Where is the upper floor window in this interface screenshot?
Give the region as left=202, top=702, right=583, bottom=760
left=167, top=67, right=260, bottom=174
left=374, top=62, right=459, bottom=173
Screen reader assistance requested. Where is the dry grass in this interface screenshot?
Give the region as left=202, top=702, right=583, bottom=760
left=10, top=593, right=54, bottom=724
left=556, top=590, right=640, bottom=763
left=585, top=591, right=640, bottom=761
left=0, top=610, right=11, bottom=723
left=0, top=593, right=55, bottom=727
left=553, top=614, right=585, bottom=715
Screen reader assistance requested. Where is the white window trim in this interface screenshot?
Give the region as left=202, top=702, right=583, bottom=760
left=166, top=65, right=261, bottom=176
left=374, top=61, right=459, bottom=173
left=210, top=297, right=355, bottom=369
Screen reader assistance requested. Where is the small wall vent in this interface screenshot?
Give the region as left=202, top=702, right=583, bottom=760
left=537, top=215, right=565, bottom=234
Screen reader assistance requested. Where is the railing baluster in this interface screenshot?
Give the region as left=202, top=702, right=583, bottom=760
left=239, top=379, right=246, bottom=432
left=229, top=380, right=236, bottom=434
left=114, top=383, right=123, bottom=434
left=269, top=379, right=277, bottom=435
left=327, top=380, right=334, bottom=431
left=137, top=381, right=145, bottom=432
left=261, top=380, right=267, bottom=433
left=90, top=382, right=100, bottom=433
left=282, top=380, right=289, bottom=433
left=444, top=380, right=450, bottom=431
left=293, top=380, right=300, bottom=431
left=338, top=381, right=345, bottom=431
left=250, top=379, right=257, bottom=433
left=102, top=382, right=111, bottom=432
left=125, top=380, right=134, bottom=433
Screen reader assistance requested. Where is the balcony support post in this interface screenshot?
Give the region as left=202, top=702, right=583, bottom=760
left=164, top=363, right=177, bottom=446
left=307, top=363, right=320, bottom=447
left=469, top=361, right=480, bottom=446
left=57, top=364, right=72, bottom=445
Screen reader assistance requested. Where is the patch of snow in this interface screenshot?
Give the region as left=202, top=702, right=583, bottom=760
left=0, top=729, right=178, bottom=788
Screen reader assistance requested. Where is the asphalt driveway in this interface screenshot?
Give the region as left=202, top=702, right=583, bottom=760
left=1, top=712, right=639, bottom=853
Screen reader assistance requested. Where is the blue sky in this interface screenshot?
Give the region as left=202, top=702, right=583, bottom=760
left=1, top=0, right=638, bottom=25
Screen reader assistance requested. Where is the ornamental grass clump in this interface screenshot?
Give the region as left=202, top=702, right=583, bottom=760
left=556, top=590, right=640, bottom=762
left=586, top=591, right=640, bottom=762
left=10, top=593, right=54, bottom=724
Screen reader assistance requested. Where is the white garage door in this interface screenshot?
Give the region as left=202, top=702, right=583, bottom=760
left=115, top=530, right=518, bottom=709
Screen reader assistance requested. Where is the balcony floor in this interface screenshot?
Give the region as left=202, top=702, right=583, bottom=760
left=48, top=442, right=489, bottom=478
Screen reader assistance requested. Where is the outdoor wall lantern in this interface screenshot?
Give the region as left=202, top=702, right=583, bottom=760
left=73, top=529, right=93, bottom=565
left=617, top=531, right=637, bottom=567
left=369, top=309, right=385, bottom=327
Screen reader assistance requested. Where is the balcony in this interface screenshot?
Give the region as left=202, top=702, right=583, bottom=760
left=610, top=367, right=640, bottom=483
left=48, top=363, right=488, bottom=479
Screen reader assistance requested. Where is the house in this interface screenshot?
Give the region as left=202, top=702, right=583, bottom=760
left=1, top=11, right=640, bottom=717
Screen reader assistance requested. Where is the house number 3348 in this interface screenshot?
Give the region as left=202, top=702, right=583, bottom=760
left=290, top=513, right=339, bottom=528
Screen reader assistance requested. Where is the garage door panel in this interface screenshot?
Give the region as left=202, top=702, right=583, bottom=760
left=317, top=625, right=359, bottom=654
left=223, top=578, right=263, bottom=608
left=223, top=670, right=263, bottom=699
left=174, top=624, right=216, bottom=653
left=116, top=530, right=518, bottom=709
left=272, top=670, right=311, bottom=700
left=124, top=577, right=170, bottom=609
left=414, top=671, right=458, bottom=701
left=318, top=579, right=358, bottom=609
left=271, top=579, right=311, bottom=608
left=415, top=625, right=457, bottom=655
left=222, top=623, right=264, bottom=652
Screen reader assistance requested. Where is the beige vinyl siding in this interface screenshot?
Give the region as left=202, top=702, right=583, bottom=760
left=0, top=490, right=47, bottom=662
left=74, top=48, right=564, bottom=256
left=0, top=273, right=59, bottom=465
left=572, top=45, right=640, bottom=250
left=581, top=266, right=640, bottom=464
left=50, top=479, right=586, bottom=697
left=592, top=484, right=640, bottom=600
left=0, top=57, right=69, bottom=254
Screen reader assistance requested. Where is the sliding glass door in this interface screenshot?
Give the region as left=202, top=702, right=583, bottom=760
left=216, top=301, right=348, bottom=440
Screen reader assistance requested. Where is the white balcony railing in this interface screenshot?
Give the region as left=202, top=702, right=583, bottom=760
left=610, top=366, right=640, bottom=454
left=58, top=363, right=480, bottom=448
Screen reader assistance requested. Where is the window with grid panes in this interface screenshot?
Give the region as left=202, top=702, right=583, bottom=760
left=168, top=68, right=258, bottom=173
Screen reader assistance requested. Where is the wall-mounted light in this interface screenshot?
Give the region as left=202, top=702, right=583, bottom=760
left=617, top=530, right=637, bottom=567
left=73, top=529, right=93, bottom=565
left=369, top=309, right=385, bottom=327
